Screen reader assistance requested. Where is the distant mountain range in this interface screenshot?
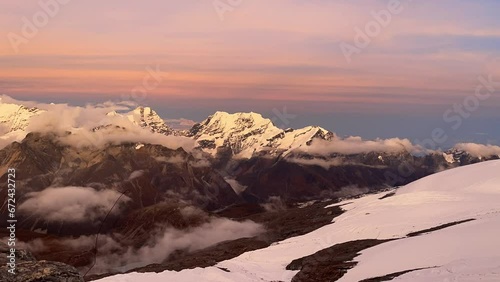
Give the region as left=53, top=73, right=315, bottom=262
left=2, top=99, right=499, bottom=206
left=1, top=101, right=498, bottom=160
left=1, top=100, right=500, bottom=279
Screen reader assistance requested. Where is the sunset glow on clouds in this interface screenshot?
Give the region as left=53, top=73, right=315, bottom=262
left=1, top=0, right=500, bottom=142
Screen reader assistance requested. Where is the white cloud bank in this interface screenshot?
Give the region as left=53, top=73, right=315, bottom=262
left=128, top=218, right=263, bottom=267
left=15, top=215, right=264, bottom=275
left=299, top=136, right=423, bottom=155
left=18, top=186, right=130, bottom=222
left=454, top=143, right=500, bottom=158
left=0, top=130, right=27, bottom=150
left=0, top=95, right=194, bottom=151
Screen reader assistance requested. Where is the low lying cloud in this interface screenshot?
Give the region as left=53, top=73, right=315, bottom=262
left=333, top=185, right=370, bottom=199
left=0, top=130, right=27, bottom=150
left=0, top=123, right=9, bottom=135
left=15, top=234, right=122, bottom=256
left=286, top=158, right=345, bottom=169
left=261, top=196, right=287, bottom=212
left=188, top=158, right=211, bottom=168
left=28, top=106, right=195, bottom=151
left=155, top=155, right=186, bottom=164
left=1, top=95, right=194, bottom=151
left=299, top=136, right=424, bottom=155
left=18, top=215, right=264, bottom=275
left=66, top=127, right=194, bottom=151
left=454, top=143, right=500, bottom=158
left=286, top=157, right=390, bottom=170
left=18, top=186, right=130, bottom=222
left=128, top=170, right=145, bottom=181
left=128, top=218, right=263, bottom=267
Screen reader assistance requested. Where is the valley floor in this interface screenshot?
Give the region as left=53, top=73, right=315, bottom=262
left=96, top=160, right=500, bottom=282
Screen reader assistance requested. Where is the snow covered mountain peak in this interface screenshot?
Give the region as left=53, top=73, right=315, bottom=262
left=189, top=111, right=335, bottom=158
left=1, top=100, right=498, bottom=162
left=0, top=101, right=44, bottom=132
left=130, top=106, right=155, bottom=116
left=124, top=106, right=174, bottom=135
left=296, top=125, right=333, bottom=140
left=206, top=111, right=276, bottom=131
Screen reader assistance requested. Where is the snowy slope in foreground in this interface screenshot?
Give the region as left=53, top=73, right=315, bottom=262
left=97, top=160, right=500, bottom=282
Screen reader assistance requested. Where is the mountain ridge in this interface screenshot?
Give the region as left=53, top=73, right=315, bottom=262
left=1, top=101, right=499, bottom=280
left=0, top=101, right=44, bottom=132
left=1, top=101, right=499, bottom=162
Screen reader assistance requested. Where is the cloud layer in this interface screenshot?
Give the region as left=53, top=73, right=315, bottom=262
left=14, top=215, right=264, bottom=275
left=0, top=95, right=195, bottom=151
left=454, top=143, right=500, bottom=158
left=18, top=186, right=130, bottom=222
left=299, top=136, right=421, bottom=156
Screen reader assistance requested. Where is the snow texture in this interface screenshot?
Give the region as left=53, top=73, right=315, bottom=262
left=97, top=160, right=500, bottom=282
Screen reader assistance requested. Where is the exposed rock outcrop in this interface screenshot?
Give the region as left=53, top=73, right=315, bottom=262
left=0, top=242, right=83, bottom=282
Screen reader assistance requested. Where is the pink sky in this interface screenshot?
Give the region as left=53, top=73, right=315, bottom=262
left=0, top=0, right=499, bottom=115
